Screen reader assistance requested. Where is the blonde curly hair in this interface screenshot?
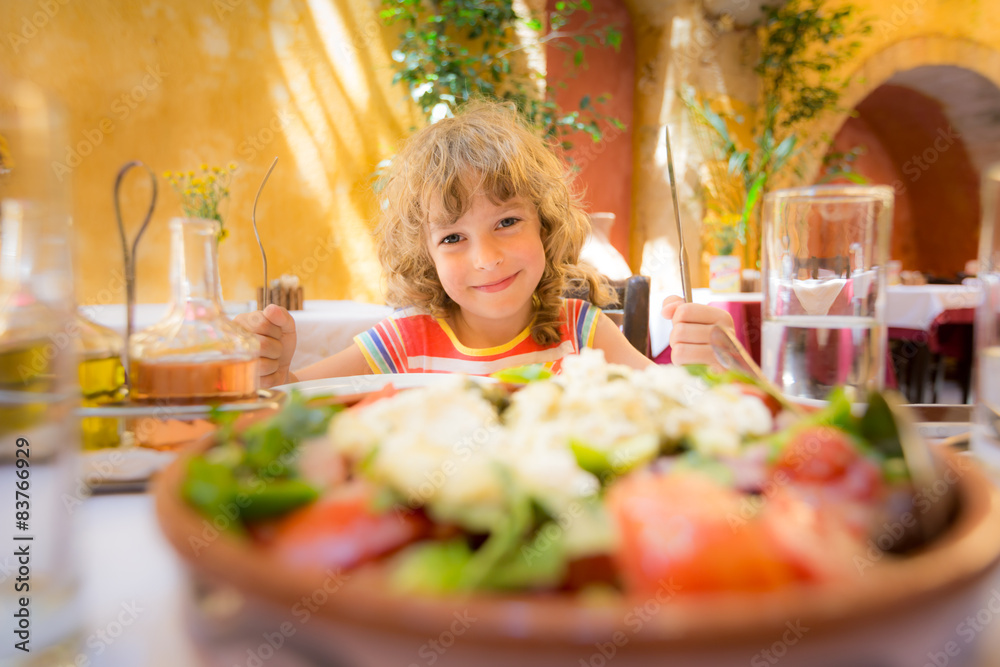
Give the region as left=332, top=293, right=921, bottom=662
left=376, top=101, right=615, bottom=346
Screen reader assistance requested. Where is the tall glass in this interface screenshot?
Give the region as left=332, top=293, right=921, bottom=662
left=0, top=78, right=81, bottom=664
left=973, top=165, right=1000, bottom=470
left=761, top=185, right=894, bottom=402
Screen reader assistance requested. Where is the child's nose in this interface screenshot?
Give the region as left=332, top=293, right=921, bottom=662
left=474, top=238, right=503, bottom=269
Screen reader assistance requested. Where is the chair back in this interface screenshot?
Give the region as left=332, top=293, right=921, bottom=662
left=565, top=276, right=651, bottom=356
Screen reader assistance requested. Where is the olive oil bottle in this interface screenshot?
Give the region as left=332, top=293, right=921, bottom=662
left=75, top=314, right=126, bottom=449
left=129, top=216, right=259, bottom=403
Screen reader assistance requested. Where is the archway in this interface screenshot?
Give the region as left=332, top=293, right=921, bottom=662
left=820, top=66, right=1000, bottom=277
left=802, top=38, right=1000, bottom=279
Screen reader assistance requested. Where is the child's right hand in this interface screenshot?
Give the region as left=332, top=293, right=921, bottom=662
left=234, top=304, right=297, bottom=388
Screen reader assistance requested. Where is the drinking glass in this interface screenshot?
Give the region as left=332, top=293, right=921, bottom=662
left=973, top=165, right=1000, bottom=470
left=0, top=76, right=82, bottom=664
left=760, top=185, right=894, bottom=402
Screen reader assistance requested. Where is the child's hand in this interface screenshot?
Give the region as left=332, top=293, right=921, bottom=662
left=661, top=296, right=735, bottom=368
left=233, top=304, right=298, bottom=388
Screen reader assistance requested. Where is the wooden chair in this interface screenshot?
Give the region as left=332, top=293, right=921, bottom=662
left=565, top=275, right=651, bottom=357
left=927, top=307, right=976, bottom=404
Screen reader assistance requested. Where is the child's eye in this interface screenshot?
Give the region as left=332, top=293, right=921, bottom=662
left=440, top=233, right=462, bottom=245
left=497, top=217, right=520, bottom=229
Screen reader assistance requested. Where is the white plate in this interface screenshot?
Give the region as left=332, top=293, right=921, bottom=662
left=273, top=374, right=495, bottom=398
left=81, top=447, right=177, bottom=489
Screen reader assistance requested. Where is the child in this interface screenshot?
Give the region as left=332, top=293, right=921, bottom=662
left=237, top=102, right=733, bottom=387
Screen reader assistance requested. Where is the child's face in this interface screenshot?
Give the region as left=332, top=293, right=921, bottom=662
left=426, top=191, right=545, bottom=333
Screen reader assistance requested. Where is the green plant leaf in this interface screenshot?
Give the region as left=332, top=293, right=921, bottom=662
left=771, top=134, right=798, bottom=171
left=727, top=150, right=749, bottom=177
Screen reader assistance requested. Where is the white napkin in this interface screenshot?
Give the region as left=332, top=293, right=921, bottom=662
left=851, top=269, right=875, bottom=300
left=792, top=278, right=846, bottom=316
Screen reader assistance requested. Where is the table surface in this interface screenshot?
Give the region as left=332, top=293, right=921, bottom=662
left=648, top=285, right=982, bottom=357
left=86, top=285, right=980, bottom=375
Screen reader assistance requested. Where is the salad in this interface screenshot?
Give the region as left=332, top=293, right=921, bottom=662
left=182, top=350, right=924, bottom=597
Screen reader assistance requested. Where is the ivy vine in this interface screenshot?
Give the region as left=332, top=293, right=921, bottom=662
left=379, top=0, right=624, bottom=149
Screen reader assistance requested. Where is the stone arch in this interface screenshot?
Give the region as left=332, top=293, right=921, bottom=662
left=794, top=36, right=1000, bottom=185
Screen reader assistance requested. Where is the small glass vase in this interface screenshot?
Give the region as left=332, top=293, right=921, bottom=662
left=129, top=216, right=259, bottom=404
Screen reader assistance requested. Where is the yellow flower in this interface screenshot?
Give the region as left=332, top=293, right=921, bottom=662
left=169, top=160, right=235, bottom=242
left=163, top=170, right=172, bottom=179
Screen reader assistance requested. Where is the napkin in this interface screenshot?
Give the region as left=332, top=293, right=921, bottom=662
left=792, top=278, right=846, bottom=316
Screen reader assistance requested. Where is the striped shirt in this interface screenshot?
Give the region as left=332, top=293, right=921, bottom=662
left=355, top=298, right=601, bottom=376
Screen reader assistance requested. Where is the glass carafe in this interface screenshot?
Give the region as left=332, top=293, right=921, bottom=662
left=0, top=77, right=82, bottom=665
left=75, top=311, right=125, bottom=449
left=129, top=216, right=259, bottom=404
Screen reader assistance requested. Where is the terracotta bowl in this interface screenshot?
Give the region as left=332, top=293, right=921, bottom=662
left=154, top=444, right=1000, bottom=667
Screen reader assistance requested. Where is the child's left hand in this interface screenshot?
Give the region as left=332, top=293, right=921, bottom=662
left=661, top=296, right=735, bottom=367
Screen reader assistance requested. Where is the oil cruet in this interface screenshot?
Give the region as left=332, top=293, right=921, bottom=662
left=128, top=216, right=259, bottom=404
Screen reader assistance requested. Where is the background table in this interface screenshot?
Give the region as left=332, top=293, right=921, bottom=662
left=649, top=284, right=983, bottom=361
left=87, top=284, right=981, bottom=375
left=885, top=284, right=981, bottom=330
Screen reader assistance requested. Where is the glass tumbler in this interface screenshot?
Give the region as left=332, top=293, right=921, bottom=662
left=0, top=76, right=82, bottom=665
left=973, top=165, right=1000, bottom=471
left=761, top=185, right=894, bottom=402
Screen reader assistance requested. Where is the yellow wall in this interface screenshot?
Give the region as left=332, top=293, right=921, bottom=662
left=0, top=0, right=422, bottom=306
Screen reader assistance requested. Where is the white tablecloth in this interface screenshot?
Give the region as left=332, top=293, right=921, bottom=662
left=284, top=300, right=391, bottom=370
left=87, top=300, right=392, bottom=373
left=884, top=285, right=982, bottom=330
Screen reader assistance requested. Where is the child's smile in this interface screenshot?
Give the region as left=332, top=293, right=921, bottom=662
left=473, top=271, right=520, bottom=292
left=427, top=191, right=546, bottom=347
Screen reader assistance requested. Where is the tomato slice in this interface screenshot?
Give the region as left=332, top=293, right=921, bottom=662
left=607, top=473, right=800, bottom=595
left=769, top=425, right=886, bottom=537
left=267, top=481, right=427, bottom=570
left=774, top=425, right=859, bottom=482
left=759, top=488, right=867, bottom=582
